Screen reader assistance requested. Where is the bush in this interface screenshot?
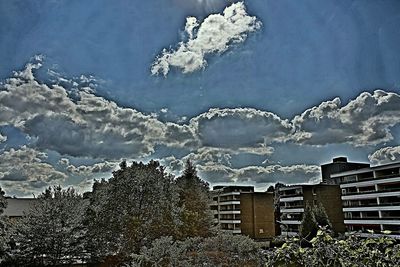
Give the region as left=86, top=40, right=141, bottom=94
left=129, top=232, right=264, bottom=267
left=264, top=227, right=400, bottom=267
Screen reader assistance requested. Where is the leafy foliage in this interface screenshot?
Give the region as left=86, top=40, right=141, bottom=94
left=265, top=227, right=400, bottom=267
left=10, top=186, right=87, bottom=266
left=300, top=201, right=332, bottom=240
left=129, top=232, right=264, bottom=267
left=84, top=160, right=181, bottom=263
left=175, top=160, right=214, bottom=239
left=299, top=202, right=318, bottom=240
left=313, top=201, right=332, bottom=229
left=0, top=187, right=8, bottom=263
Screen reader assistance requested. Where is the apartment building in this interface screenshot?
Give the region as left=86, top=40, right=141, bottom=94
left=330, top=162, right=400, bottom=237
left=211, top=185, right=276, bottom=239
left=321, top=156, right=370, bottom=184
left=279, top=184, right=345, bottom=236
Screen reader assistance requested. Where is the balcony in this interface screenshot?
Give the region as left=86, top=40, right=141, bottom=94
left=344, top=219, right=400, bottom=225
left=220, top=219, right=241, bottom=224
left=343, top=205, right=400, bottom=212
left=280, top=196, right=304, bottom=202
left=341, top=175, right=400, bottom=185
left=281, top=207, right=304, bottom=213
left=279, top=190, right=303, bottom=198
left=280, top=220, right=301, bottom=225
left=342, top=187, right=400, bottom=196
left=218, top=201, right=240, bottom=205
left=343, top=201, right=400, bottom=208
left=342, top=191, right=400, bottom=200
left=219, top=210, right=241, bottom=214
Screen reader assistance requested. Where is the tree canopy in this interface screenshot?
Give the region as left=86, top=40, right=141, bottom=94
left=85, top=160, right=181, bottom=263
left=11, top=186, right=87, bottom=266
left=175, top=160, right=214, bottom=239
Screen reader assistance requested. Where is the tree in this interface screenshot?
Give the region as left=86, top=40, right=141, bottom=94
left=0, top=187, right=8, bottom=263
left=84, top=160, right=180, bottom=263
left=12, top=186, right=87, bottom=266
left=313, top=202, right=332, bottom=229
left=299, top=202, right=318, bottom=240
left=175, top=160, right=214, bottom=239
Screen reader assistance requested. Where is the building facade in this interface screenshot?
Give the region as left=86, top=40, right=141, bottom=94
left=330, top=162, right=400, bottom=237
left=211, top=186, right=276, bottom=239
left=321, top=157, right=370, bottom=184
left=279, top=184, right=345, bottom=236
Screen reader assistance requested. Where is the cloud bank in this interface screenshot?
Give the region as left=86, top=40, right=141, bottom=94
left=151, top=2, right=262, bottom=76
left=292, top=90, right=400, bottom=146
left=2, top=57, right=400, bottom=195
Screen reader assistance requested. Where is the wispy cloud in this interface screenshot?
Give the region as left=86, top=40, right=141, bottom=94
left=151, top=2, right=262, bottom=76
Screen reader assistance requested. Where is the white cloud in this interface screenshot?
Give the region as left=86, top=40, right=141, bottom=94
left=0, top=146, right=67, bottom=183
left=197, top=163, right=321, bottom=185
left=3, top=57, right=400, bottom=196
left=151, top=2, right=262, bottom=76
left=0, top=59, right=197, bottom=160
left=0, top=133, right=6, bottom=143
left=292, top=90, right=400, bottom=146
left=368, top=146, right=400, bottom=164
left=189, top=107, right=293, bottom=149
left=65, top=161, right=117, bottom=175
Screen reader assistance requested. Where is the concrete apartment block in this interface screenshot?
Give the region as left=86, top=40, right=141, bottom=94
left=279, top=184, right=345, bottom=236
left=211, top=186, right=276, bottom=239
left=330, top=162, right=400, bottom=237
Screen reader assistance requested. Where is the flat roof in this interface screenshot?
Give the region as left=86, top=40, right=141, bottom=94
left=3, top=198, right=36, bottom=217
left=331, top=161, right=400, bottom=178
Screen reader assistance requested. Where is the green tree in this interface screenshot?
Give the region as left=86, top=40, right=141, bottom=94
left=12, top=186, right=87, bottom=266
left=85, top=160, right=180, bottom=263
left=175, top=160, right=213, bottom=239
left=299, top=202, right=318, bottom=240
left=313, top=202, right=332, bottom=229
left=0, top=187, right=8, bottom=264
left=265, top=228, right=400, bottom=267
left=82, top=179, right=110, bottom=262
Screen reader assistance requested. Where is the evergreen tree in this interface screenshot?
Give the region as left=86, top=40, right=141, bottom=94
left=313, top=201, right=332, bottom=229
left=82, top=179, right=110, bottom=262
left=175, top=160, right=213, bottom=239
left=299, top=202, right=318, bottom=240
left=12, top=186, right=87, bottom=266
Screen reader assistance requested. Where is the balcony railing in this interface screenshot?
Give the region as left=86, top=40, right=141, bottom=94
left=342, top=187, right=400, bottom=196
left=343, top=202, right=400, bottom=208
left=219, top=198, right=240, bottom=202
left=280, top=192, right=303, bottom=198
left=341, top=174, right=400, bottom=184
left=281, top=204, right=304, bottom=209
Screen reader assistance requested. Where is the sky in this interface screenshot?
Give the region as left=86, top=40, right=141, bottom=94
left=1, top=0, right=400, bottom=196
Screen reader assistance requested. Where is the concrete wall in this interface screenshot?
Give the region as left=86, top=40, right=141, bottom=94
left=240, top=192, right=275, bottom=239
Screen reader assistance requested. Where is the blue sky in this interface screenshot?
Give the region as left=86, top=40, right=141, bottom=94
left=1, top=0, right=400, bottom=196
